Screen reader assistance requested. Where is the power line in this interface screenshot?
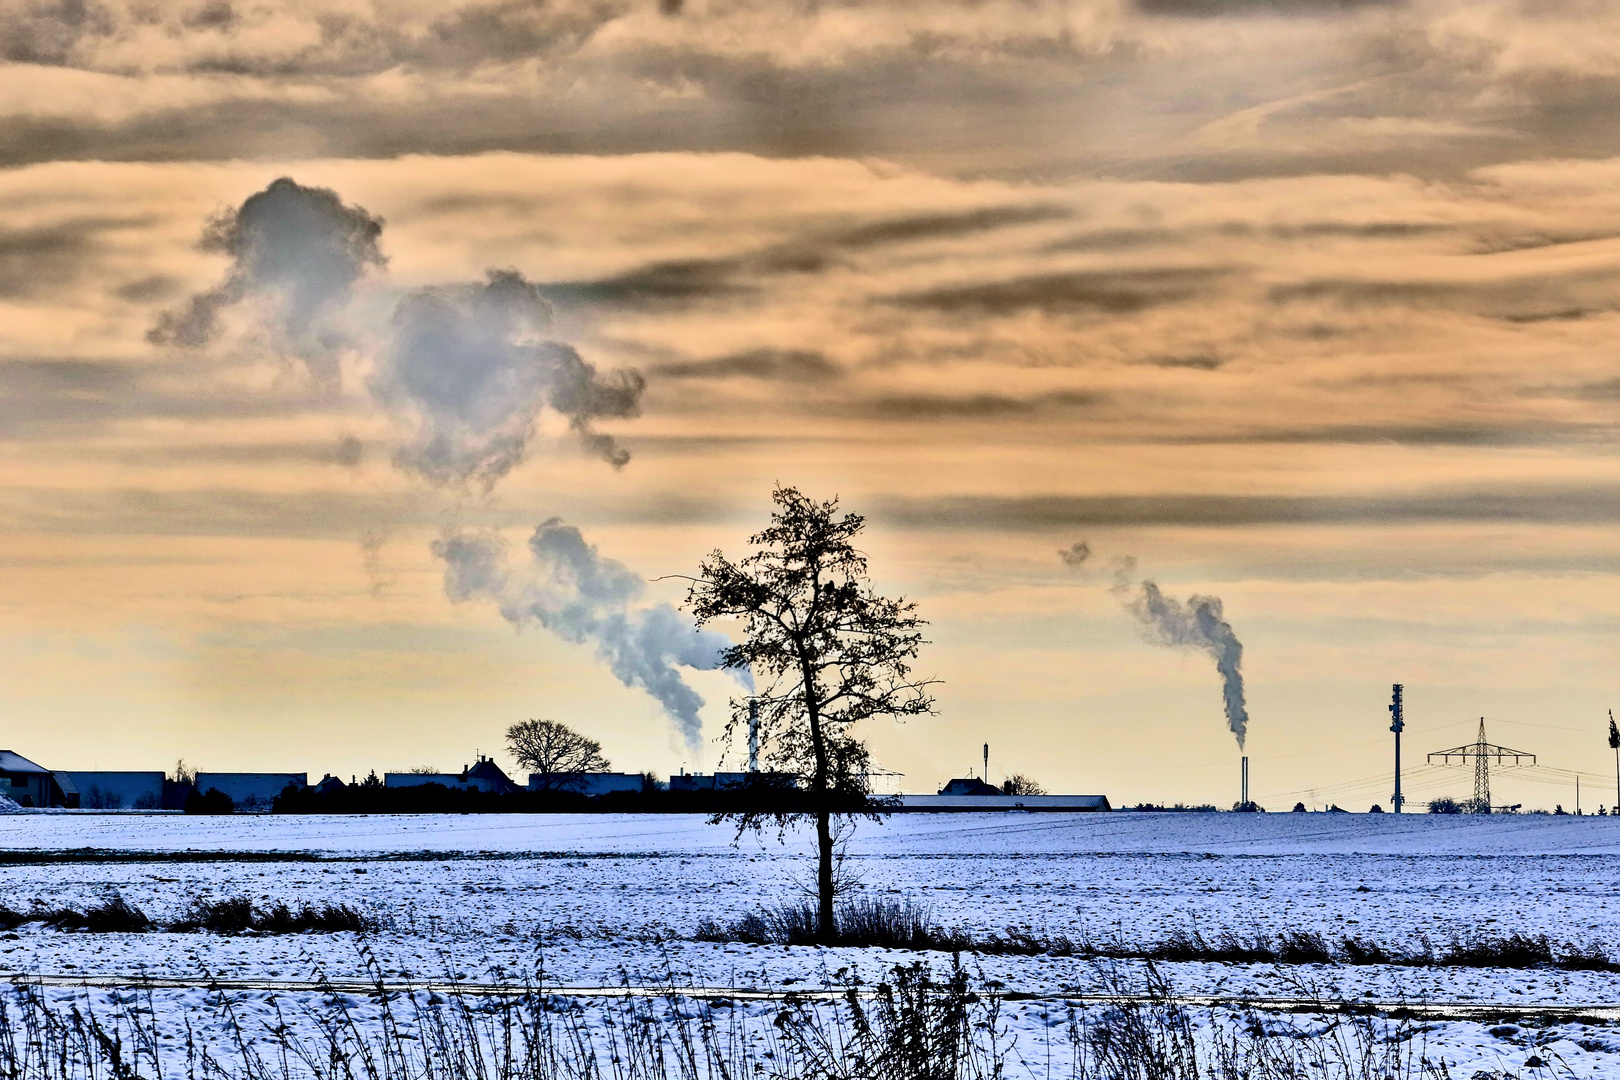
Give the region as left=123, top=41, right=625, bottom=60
left=1486, top=716, right=1616, bottom=736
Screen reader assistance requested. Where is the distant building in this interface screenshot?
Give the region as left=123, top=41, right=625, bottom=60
left=194, top=773, right=307, bottom=810
left=0, top=751, right=81, bottom=808
left=667, top=772, right=753, bottom=792
left=311, top=774, right=346, bottom=796
left=938, top=777, right=1004, bottom=796
left=62, top=771, right=165, bottom=810
left=896, top=793, right=1111, bottom=812
left=385, top=756, right=519, bottom=795
left=385, top=772, right=459, bottom=790
left=528, top=772, right=647, bottom=795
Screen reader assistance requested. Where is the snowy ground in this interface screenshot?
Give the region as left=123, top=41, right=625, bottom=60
left=3, top=811, right=1619, bottom=1076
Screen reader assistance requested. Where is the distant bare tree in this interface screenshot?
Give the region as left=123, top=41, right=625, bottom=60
left=1002, top=774, right=1045, bottom=796
left=172, top=759, right=195, bottom=786
left=506, top=719, right=610, bottom=787
left=407, top=765, right=440, bottom=775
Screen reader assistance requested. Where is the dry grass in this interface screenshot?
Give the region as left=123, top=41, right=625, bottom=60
left=0, top=957, right=1473, bottom=1080
left=695, top=904, right=1620, bottom=973
left=0, top=892, right=374, bottom=935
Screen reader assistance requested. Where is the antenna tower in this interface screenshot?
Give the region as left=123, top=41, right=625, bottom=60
left=1389, top=684, right=1404, bottom=813
left=1426, top=718, right=1535, bottom=813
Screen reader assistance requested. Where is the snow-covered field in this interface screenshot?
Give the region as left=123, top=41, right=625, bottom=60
left=3, top=811, right=1619, bottom=1076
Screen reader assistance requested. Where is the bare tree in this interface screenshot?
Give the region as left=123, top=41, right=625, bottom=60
left=686, top=486, right=937, bottom=942
left=506, top=719, right=610, bottom=788
left=1002, top=774, right=1046, bottom=796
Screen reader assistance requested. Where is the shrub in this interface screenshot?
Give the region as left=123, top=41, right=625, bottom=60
left=696, top=897, right=962, bottom=950
left=184, top=787, right=234, bottom=815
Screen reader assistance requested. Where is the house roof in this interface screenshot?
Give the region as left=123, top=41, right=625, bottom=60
left=0, top=751, right=50, bottom=774
left=939, top=777, right=1003, bottom=796
left=465, top=758, right=519, bottom=791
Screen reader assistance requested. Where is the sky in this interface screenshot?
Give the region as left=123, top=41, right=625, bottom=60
left=3, top=0, right=1619, bottom=811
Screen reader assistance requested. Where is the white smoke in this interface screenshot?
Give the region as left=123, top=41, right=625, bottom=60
left=154, top=180, right=645, bottom=478
left=375, top=269, right=643, bottom=487
left=150, top=177, right=385, bottom=392
left=434, top=519, right=751, bottom=750
left=156, top=178, right=728, bottom=748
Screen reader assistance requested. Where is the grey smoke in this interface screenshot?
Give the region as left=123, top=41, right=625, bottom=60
left=150, top=177, right=385, bottom=391
left=1064, top=543, right=1249, bottom=748
left=433, top=519, right=748, bottom=750
left=1058, top=540, right=1091, bottom=567
left=1125, top=581, right=1249, bottom=749
left=375, top=269, right=644, bottom=486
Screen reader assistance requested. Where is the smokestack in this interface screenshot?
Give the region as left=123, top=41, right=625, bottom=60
left=748, top=699, right=760, bottom=772
left=1241, top=755, right=1249, bottom=808
left=983, top=743, right=990, bottom=784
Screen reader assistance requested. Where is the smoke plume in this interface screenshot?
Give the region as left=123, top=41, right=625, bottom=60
left=1123, top=581, right=1248, bottom=749
left=1063, top=542, right=1249, bottom=748
left=153, top=180, right=644, bottom=481
left=375, top=269, right=644, bottom=486
left=1058, top=540, right=1091, bottom=567
left=433, top=519, right=748, bottom=750
left=150, top=177, right=385, bottom=390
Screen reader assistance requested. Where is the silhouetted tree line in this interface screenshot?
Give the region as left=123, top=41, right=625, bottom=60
left=271, top=775, right=880, bottom=816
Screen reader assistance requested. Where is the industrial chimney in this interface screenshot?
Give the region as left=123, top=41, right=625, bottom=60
left=747, top=698, right=760, bottom=773
left=1241, top=755, right=1249, bottom=808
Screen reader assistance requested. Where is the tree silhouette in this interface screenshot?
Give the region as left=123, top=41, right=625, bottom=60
left=506, top=719, right=610, bottom=788
left=1002, top=774, right=1046, bottom=796
left=687, top=486, right=937, bottom=941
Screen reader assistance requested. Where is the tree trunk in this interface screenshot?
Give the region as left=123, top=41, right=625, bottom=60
left=816, top=809, right=835, bottom=943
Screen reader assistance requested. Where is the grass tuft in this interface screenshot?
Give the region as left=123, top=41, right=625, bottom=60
left=169, top=895, right=377, bottom=934
left=0, top=893, right=374, bottom=935
left=38, top=892, right=153, bottom=933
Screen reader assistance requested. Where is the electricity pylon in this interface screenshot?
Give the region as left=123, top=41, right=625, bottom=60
left=1427, top=718, right=1535, bottom=813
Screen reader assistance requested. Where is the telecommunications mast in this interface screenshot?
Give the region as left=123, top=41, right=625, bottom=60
left=1389, top=684, right=1405, bottom=814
